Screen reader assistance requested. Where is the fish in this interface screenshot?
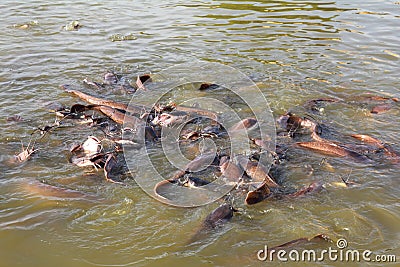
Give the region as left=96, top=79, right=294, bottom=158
left=188, top=203, right=237, bottom=244
left=287, top=182, right=324, bottom=198
left=151, top=111, right=189, bottom=127
left=21, top=180, right=99, bottom=201
left=91, top=105, right=142, bottom=126
left=351, top=134, right=400, bottom=163
left=296, top=141, right=372, bottom=163
left=229, top=118, right=258, bottom=132
left=370, top=103, right=392, bottom=114
left=277, top=113, right=319, bottom=135
left=61, top=85, right=149, bottom=116
left=220, top=160, right=244, bottom=183
left=185, top=152, right=219, bottom=173
left=135, top=74, right=151, bottom=90
left=351, top=134, right=384, bottom=148
left=201, top=203, right=236, bottom=229
left=245, top=181, right=272, bottom=205
left=103, top=154, right=124, bottom=184
left=236, top=155, right=279, bottom=187
left=170, top=152, right=219, bottom=180
left=251, top=137, right=274, bottom=150
left=303, top=98, right=340, bottom=113
left=270, top=234, right=332, bottom=251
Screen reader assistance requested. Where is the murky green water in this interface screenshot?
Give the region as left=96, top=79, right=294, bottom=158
left=0, top=1, right=399, bottom=266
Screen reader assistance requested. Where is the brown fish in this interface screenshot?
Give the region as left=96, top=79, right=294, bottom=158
left=351, top=134, right=384, bottom=148
left=297, top=141, right=349, bottom=157
left=21, top=180, right=100, bottom=201
left=185, top=152, right=219, bottom=173
left=220, top=160, right=244, bottom=183
left=245, top=181, right=271, bottom=205
left=229, top=118, right=257, bottom=132
left=278, top=113, right=319, bottom=135
left=61, top=85, right=149, bottom=116
left=171, top=152, right=219, bottom=180
left=351, top=134, right=399, bottom=163
left=201, top=203, right=235, bottom=229
left=236, top=156, right=279, bottom=187
left=296, top=141, right=372, bottom=163
left=370, top=103, right=392, bottom=114
left=151, top=112, right=189, bottom=127
left=287, top=182, right=324, bottom=198
left=270, top=234, right=332, bottom=251
left=188, top=203, right=237, bottom=243
left=91, top=105, right=142, bottom=127
left=135, top=74, right=151, bottom=90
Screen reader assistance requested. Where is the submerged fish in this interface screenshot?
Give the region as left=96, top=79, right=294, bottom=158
left=270, top=234, right=332, bottom=251
left=287, top=182, right=324, bottom=198
left=201, top=203, right=236, bottom=229
left=20, top=180, right=100, bottom=202
left=370, top=103, right=392, bottom=114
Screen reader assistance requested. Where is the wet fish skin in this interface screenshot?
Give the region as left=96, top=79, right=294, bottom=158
left=287, top=182, right=324, bottom=198
left=220, top=160, right=244, bottom=183
left=351, top=134, right=399, bottom=163
left=351, top=134, right=384, bottom=148
left=245, top=181, right=271, bottom=205
left=151, top=112, right=189, bottom=127
left=61, top=84, right=149, bottom=116
left=185, top=152, right=219, bottom=173
left=229, top=118, right=257, bottom=132
left=270, top=234, right=332, bottom=251
left=296, top=141, right=373, bottom=163
left=91, top=105, right=143, bottom=127
left=202, top=203, right=235, bottom=229
left=236, top=155, right=279, bottom=187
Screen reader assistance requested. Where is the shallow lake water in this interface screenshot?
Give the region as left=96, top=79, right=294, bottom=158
left=0, top=1, right=399, bottom=266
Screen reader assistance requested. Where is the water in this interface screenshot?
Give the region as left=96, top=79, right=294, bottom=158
left=0, top=1, right=399, bottom=266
